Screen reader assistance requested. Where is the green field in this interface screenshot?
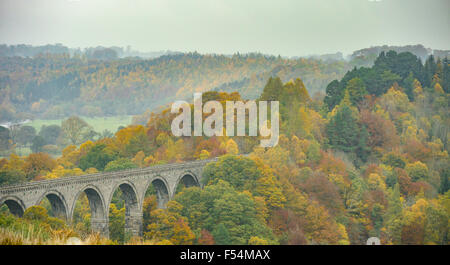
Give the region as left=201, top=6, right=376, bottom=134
left=27, top=115, right=133, bottom=134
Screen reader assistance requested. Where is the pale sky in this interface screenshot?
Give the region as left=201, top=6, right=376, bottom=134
left=0, top=0, right=449, bottom=56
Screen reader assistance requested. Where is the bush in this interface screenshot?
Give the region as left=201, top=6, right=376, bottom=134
left=104, top=158, right=137, bottom=172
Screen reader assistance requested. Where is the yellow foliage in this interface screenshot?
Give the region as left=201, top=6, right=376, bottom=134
left=199, top=150, right=211, bottom=160
left=132, top=151, right=146, bottom=167
left=248, top=236, right=269, bottom=245
left=42, top=165, right=84, bottom=180
left=367, top=173, right=386, bottom=191
left=225, top=139, right=239, bottom=155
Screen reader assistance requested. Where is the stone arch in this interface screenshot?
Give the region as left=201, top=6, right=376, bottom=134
left=174, top=171, right=200, bottom=196
left=144, top=176, right=170, bottom=209
left=0, top=196, right=26, bottom=217
left=36, top=190, right=68, bottom=220
left=108, top=181, right=142, bottom=236
left=71, top=185, right=108, bottom=237
left=108, top=181, right=140, bottom=214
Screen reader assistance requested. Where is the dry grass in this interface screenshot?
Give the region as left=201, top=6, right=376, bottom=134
left=0, top=225, right=115, bottom=245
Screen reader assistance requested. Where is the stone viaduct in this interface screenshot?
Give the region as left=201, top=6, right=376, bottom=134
left=0, top=158, right=217, bottom=238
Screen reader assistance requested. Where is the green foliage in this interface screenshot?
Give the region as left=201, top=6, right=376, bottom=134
left=16, top=126, right=36, bottom=147
left=382, top=152, right=406, bottom=169
left=202, top=155, right=260, bottom=190
left=439, top=168, right=449, bottom=194
left=345, top=77, right=367, bottom=105
left=212, top=223, right=231, bottom=245
left=259, top=76, right=284, bottom=102
left=23, top=206, right=48, bottom=222
left=0, top=49, right=449, bottom=245
left=405, top=162, right=429, bottom=182
left=0, top=169, right=26, bottom=185
left=31, top=136, right=46, bottom=153
left=0, top=126, right=11, bottom=151
left=104, top=158, right=137, bottom=172
left=38, top=125, right=61, bottom=146
left=108, top=203, right=126, bottom=243
left=174, top=180, right=277, bottom=245
left=61, top=116, right=92, bottom=145
left=79, top=143, right=116, bottom=171
left=0, top=52, right=349, bottom=121
left=23, top=206, right=66, bottom=230
left=326, top=105, right=360, bottom=153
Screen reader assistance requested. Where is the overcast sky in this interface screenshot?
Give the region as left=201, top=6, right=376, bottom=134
left=0, top=0, right=448, bottom=56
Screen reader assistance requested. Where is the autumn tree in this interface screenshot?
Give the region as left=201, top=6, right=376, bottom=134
left=61, top=116, right=91, bottom=145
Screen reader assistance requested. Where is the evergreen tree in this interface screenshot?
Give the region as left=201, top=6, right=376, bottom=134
left=324, top=80, right=342, bottom=111
left=326, top=103, right=360, bottom=153
left=31, top=135, right=46, bottom=153
left=212, top=223, right=231, bottom=245
left=259, top=76, right=283, bottom=101
left=424, top=55, right=437, bottom=87
left=403, top=72, right=415, bottom=101
left=356, top=125, right=370, bottom=163
left=441, top=58, right=449, bottom=93
left=384, top=184, right=403, bottom=244
left=346, top=77, right=367, bottom=105
left=439, top=168, right=449, bottom=194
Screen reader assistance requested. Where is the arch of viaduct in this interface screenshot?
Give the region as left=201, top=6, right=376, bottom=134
left=0, top=158, right=217, bottom=238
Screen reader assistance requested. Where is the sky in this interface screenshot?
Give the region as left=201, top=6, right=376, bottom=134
left=0, top=0, right=449, bottom=57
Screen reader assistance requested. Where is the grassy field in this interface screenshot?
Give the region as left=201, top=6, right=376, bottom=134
left=0, top=115, right=133, bottom=159
left=27, top=115, right=133, bottom=133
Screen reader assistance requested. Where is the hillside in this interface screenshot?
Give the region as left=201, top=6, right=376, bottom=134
left=1, top=50, right=449, bottom=245
left=0, top=49, right=352, bottom=122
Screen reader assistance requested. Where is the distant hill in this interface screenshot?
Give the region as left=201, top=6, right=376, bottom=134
left=350, top=44, right=449, bottom=65
left=0, top=43, right=447, bottom=123
left=0, top=44, right=181, bottom=59
left=0, top=50, right=351, bottom=122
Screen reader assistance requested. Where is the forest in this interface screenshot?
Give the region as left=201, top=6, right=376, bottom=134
left=0, top=47, right=351, bottom=122
left=0, top=49, right=449, bottom=245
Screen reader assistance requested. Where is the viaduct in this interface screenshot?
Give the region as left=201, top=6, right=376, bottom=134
left=0, top=158, right=217, bottom=238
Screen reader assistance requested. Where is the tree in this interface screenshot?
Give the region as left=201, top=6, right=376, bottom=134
left=198, top=229, right=215, bottom=245
left=346, top=77, right=367, bottom=105
left=61, top=116, right=91, bottom=145
left=100, top=129, right=114, bottom=139
left=403, top=72, right=415, bottom=100
left=16, top=125, right=36, bottom=147
left=132, top=151, right=145, bottom=167
left=23, top=205, right=49, bottom=222
left=0, top=168, right=26, bottom=185
left=202, top=155, right=261, bottom=190
left=360, top=109, right=399, bottom=149
left=382, top=152, right=406, bottom=169
left=31, top=135, right=46, bottom=153
left=324, top=80, right=342, bottom=111
left=326, top=104, right=360, bottom=153
left=174, top=180, right=277, bottom=244
left=405, top=162, right=429, bottom=182
left=384, top=184, right=403, bottom=244
left=225, top=139, right=239, bottom=155
left=39, top=125, right=61, bottom=145
left=0, top=126, right=11, bottom=151
left=199, top=150, right=211, bottom=160
left=79, top=143, right=116, bottom=171
left=144, top=201, right=195, bottom=244
left=109, top=203, right=126, bottom=243
left=23, top=153, right=57, bottom=180
left=248, top=236, right=269, bottom=245
left=212, top=223, right=231, bottom=245
left=439, top=168, right=449, bottom=194
left=114, top=125, right=152, bottom=157
left=104, top=158, right=137, bottom=172
left=259, top=76, right=283, bottom=102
